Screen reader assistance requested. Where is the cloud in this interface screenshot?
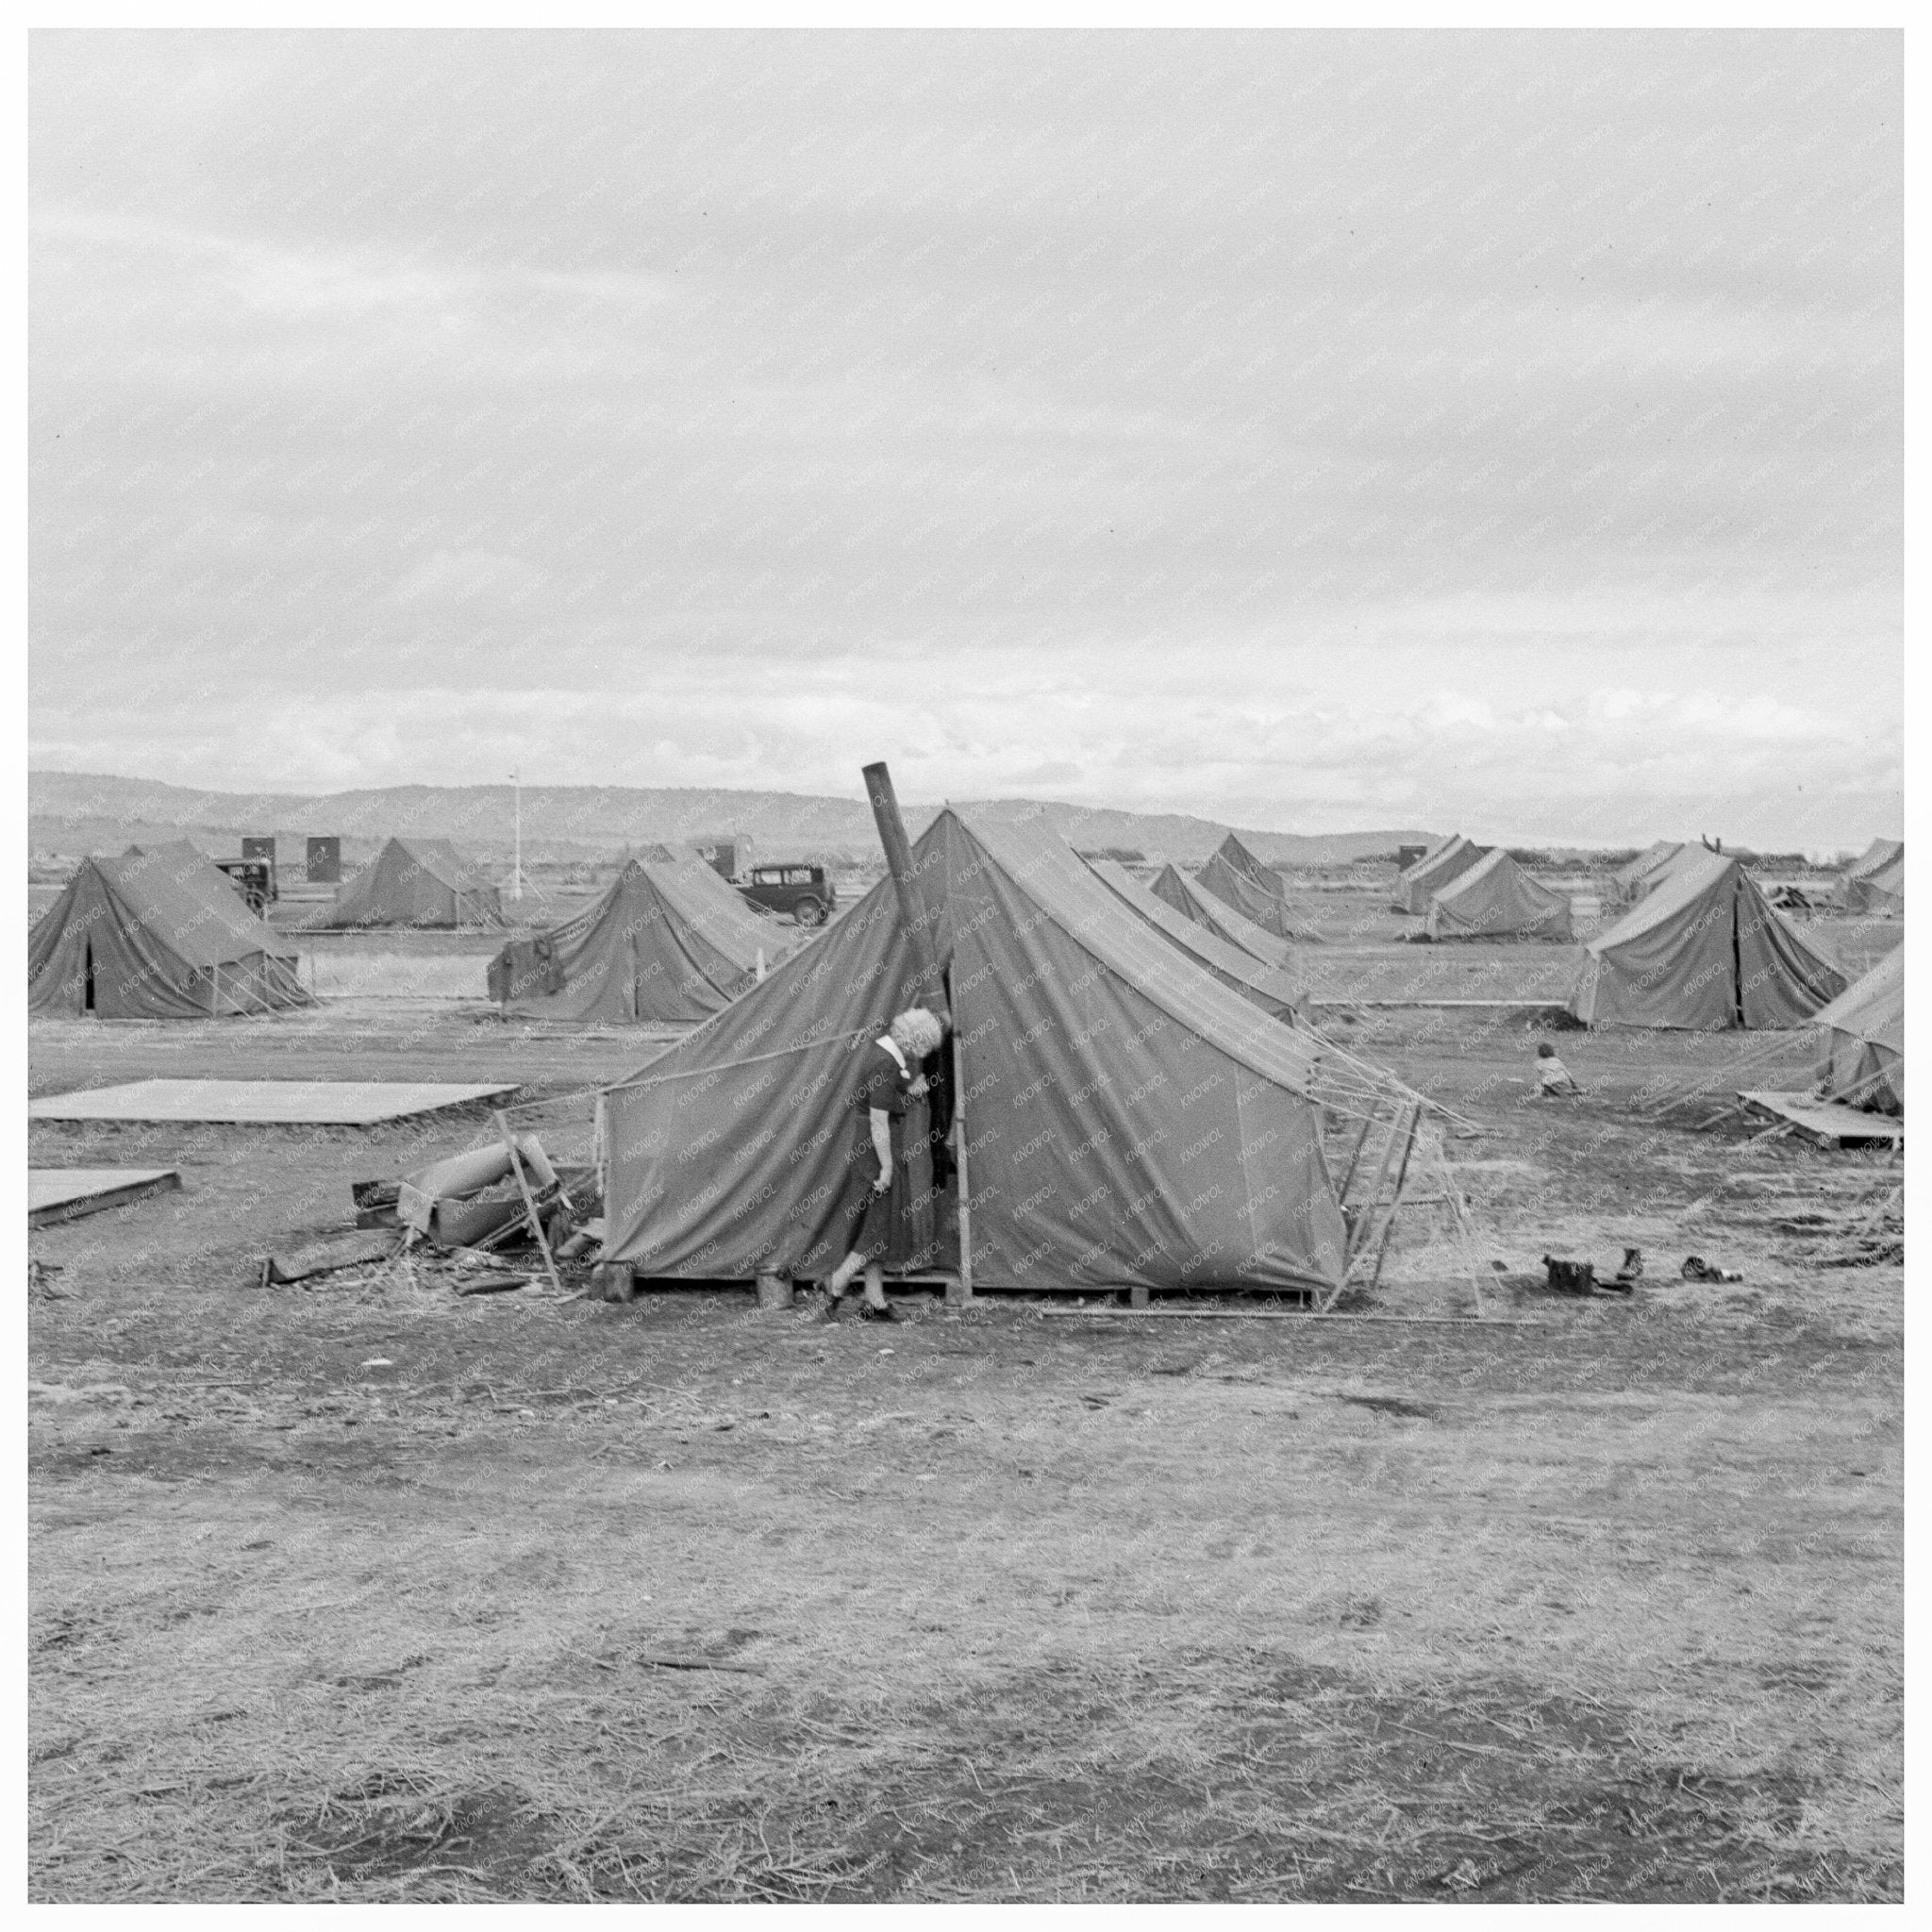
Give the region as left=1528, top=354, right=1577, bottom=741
left=392, top=549, right=548, bottom=607
left=25, top=33, right=1902, bottom=848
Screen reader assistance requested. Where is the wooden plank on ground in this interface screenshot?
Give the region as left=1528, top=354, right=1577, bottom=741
left=1737, top=1091, right=1905, bottom=1150
left=28, top=1168, right=182, bottom=1228
left=27, top=1079, right=520, bottom=1125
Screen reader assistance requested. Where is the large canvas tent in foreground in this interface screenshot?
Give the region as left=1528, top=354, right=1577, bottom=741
left=1569, top=847, right=1845, bottom=1030
left=1424, top=849, right=1573, bottom=941
left=488, top=856, right=796, bottom=1023
left=29, top=848, right=311, bottom=1018
left=1087, top=859, right=1307, bottom=1020
left=1195, top=834, right=1322, bottom=941
left=1812, top=947, right=1904, bottom=1114
left=1150, top=863, right=1299, bottom=971
left=600, top=809, right=1413, bottom=1296
left=1392, top=834, right=1488, bottom=915
left=306, top=837, right=506, bottom=929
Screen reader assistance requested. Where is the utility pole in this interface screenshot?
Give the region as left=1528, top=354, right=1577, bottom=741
left=511, top=769, right=523, bottom=901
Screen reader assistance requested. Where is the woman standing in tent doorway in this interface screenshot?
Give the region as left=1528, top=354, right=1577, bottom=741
left=822, top=1007, right=949, bottom=1324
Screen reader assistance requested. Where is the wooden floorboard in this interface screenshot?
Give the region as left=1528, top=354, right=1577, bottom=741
left=26, top=1079, right=520, bottom=1125
left=28, top=1168, right=183, bottom=1226
left=1739, top=1090, right=1905, bottom=1148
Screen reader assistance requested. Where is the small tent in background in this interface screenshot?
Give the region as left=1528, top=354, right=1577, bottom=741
left=600, top=808, right=1391, bottom=1297
left=1196, top=835, right=1323, bottom=941
left=305, top=837, right=505, bottom=929
left=1087, top=858, right=1307, bottom=1020
left=488, top=855, right=798, bottom=1023
left=1810, top=947, right=1904, bottom=1114
left=1624, top=841, right=1714, bottom=904
left=1612, top=841, right=1684, bottom=902
left=1150, top=862, right=1298, bottom=971
left=29, top=848, right=311, bottom=1018
left=1215, top=832, right=1286, bottom=895
left=1569, top=847, right=1845, bottom=1030
left=123, top=839, right=209, bottom=863
left=1424, top=849, right=1574, bottom=941
left=1837, top=844, right=1905, bottom=916
left=1391, top=834, right=1488, bottom=915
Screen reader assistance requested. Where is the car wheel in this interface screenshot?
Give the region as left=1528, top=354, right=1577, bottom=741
left=794, top=899, right=825, bottom=927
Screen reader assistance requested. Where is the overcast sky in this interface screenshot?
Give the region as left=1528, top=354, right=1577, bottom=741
left=30, top=30, right=1900, bottom=848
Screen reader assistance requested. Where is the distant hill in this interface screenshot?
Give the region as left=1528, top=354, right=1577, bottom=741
left=27, top=771, right=1434, bottom=869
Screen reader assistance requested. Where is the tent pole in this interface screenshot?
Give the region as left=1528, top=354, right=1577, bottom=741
left=950, top=991, right=974, bottom=1307
left=494, top=1109, right=562, bottom=1295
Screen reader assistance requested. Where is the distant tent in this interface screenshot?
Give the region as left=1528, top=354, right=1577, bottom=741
left=306, top=838, right=505, bottom=929
left=1569, top=848, right=1845, bottom=1030
left=1811, top=947, right=1904, bottom=1114
left=29, top=847, right=311, bottom=1018
left=123, top=839, right=208, bottom=862
left=1216, top=833, right=1286, bottom=894
left=1424, top=850, right=1574, bottom=941
left=488, top=856, right=798, bottom=1023
left=1196, top=837, right=1323, bottom=941
left=601, top=808, right=1374, bottom=1296
left=1839, top=838, right=1903, bottom=887
left=1150, top=863, right=1298, bottom=971
left=1392, top=835, right=1488, bottom=915
left=1837, top=844, right=1905, bottom=916
left=1087, top=858, right=1307, bottom=1020
left=1625, top=841, right=1714, bottom=904
left=1612, top=841, right=1685, bottom=901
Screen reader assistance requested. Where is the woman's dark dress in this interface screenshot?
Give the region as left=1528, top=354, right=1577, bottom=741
left=834, top=1041, right=917, bottom=1263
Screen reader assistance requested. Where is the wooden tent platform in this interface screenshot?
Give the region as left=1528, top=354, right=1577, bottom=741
left=1739, top=1091, right=1905, bottom=1150
left=28, top=1079, right=519, bottom=1126
left=29, top=1168, right=182, bottom=1226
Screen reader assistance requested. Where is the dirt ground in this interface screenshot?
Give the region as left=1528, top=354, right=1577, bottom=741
left=27, top=903, right=1903, bottom=1903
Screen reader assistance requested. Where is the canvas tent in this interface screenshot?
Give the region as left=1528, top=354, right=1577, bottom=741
left=306, top=838, right=505, bottom=929
left=1150, top=862, right=1298, bottom=972
left=1625, top=841, right=1718, bottom=905
left=1612, top=841, right=1685, bottom=902
left=1196, top=835, right=1322, bottom=941
left=1811, top=946, right=1904, bottom=1114
left=1391, top=835, right=1488, bottom=916
left=1568, top=847, right=1845, bottom=1029
left=1836, top=843, right=1905, bottom=916
left=1087, top=858, right=1307, bottom=1020
left=1424, top=849, right=1574, bottom=941
left=599, top=808, right=1392, bottom=1297
left=29, top=847, right=311, bottom=1018
left=488, top=856, right=796, bottom=1023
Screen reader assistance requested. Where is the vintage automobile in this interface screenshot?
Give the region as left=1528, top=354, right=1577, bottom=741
left=737, top=862, right=836, bottom=926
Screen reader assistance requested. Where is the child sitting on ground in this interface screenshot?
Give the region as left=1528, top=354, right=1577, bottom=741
left=1534, top=1041, right=1583, bottom=1098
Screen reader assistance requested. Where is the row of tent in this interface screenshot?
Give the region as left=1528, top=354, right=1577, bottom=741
left=1391, top=836, right=1574, bottom=940
left=25, top=823, right=1898, bottom=1060
left=593, top=807, right=1907, bottom=1299
left=25, top=808, right=1898, bottom=1309
left=1619, top=837, right=1905, bottom=917
left=25, top=837, right=796, bottom=1024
